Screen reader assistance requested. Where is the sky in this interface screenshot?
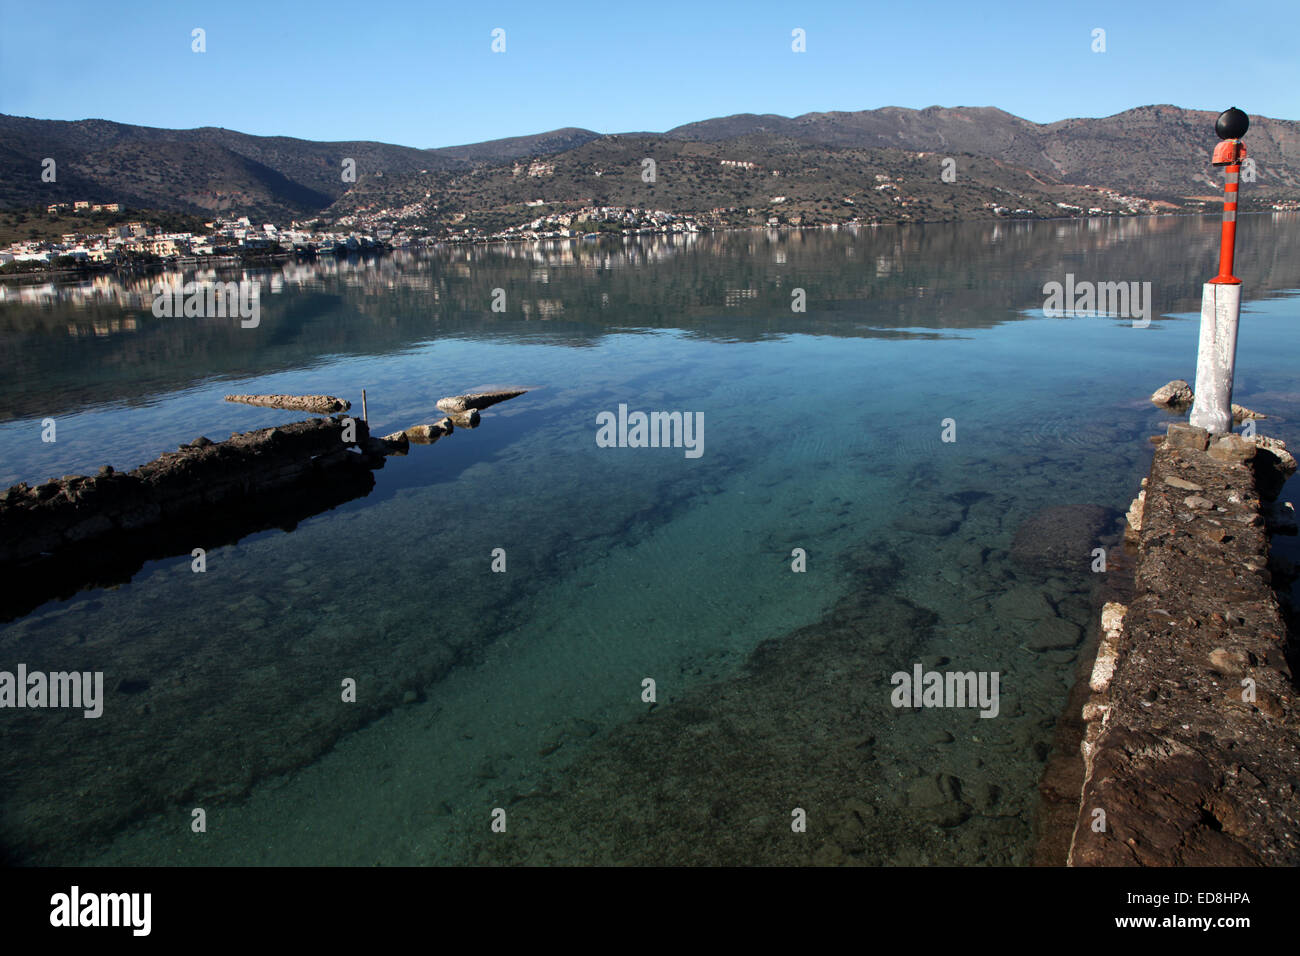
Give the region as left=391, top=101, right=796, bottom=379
left=1, top=0, right=1296, bottom=149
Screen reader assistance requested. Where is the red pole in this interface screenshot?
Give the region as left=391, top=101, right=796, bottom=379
left=1209, top=107, right=1249, bottom=285
left=1210, top=146, right=1243, bottom=284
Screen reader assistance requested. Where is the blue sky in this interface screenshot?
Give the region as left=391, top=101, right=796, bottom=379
left=1, top=0, right=1296, bottom=148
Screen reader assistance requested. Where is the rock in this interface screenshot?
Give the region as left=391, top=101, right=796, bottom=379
left=563, top=717, right=600, bottom=739
left=1208, top=434, right=1255, bottom=463
left=404, top=419, right=454, bottom=444
left=225, top=394, right=351, bottom=414
left=1184, top=495, right=1214, bottom=510
left=1232, top=404, right=1265, bottom=423
left=1082, top=700, right=1110, bottom=722
left=969, top=782, right=1002, bottom=813
left=371, top=433, right=409, bottom=457
left=993, top=586, right=1056, bottom=623
left=1151, top=380, right=1194, bottom=408
left=905, top=774, right=947, bottom=808
left=892, top=512, right=960, bottom=536
left=1126, top=491, right=1145, bottom=535
left=1208, top=648, right=1250, bottom=675
left=1010, top=504, right=1115, bottom=572
left=436, top=388, right=528, bottom=414
left=1163, top=475, right=1204, bottom=492
left=1027, top=616, right=1083, bottom=651
left=1089, top=642, right=1118, bottom=693
left=446, top=409, right=481, bottom=429
left=401, top=690, right=418, bottom=705
left=1254, top=692, right=1285, bottom=719
left=1248, top=435, right=1297, bottom=475
left=1166, top=422, right=1209, bottom=451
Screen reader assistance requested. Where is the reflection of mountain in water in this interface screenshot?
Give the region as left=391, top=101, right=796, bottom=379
left=2, top=213, right=1299, bottom=423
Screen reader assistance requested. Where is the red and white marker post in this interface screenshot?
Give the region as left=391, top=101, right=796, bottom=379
left=1189, top=108, right=1250, bottom=435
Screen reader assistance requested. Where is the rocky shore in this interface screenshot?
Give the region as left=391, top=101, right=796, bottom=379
left=1068, top=424, right=1299, bottom=865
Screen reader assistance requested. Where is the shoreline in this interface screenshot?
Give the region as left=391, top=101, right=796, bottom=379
left=5, top=209, right=1291, bottom=287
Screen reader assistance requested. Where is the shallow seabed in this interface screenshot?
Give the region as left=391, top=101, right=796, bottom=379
left=1, top=215, right=1298, bottom=865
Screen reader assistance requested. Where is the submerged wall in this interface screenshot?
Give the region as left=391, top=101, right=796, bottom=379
left=0, top=417, right=382, bottom=620
left=1069, top=425, right=1299, bottom=865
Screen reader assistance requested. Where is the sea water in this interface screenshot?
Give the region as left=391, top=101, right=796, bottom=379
left=0, top=214, right=1297, bottom=865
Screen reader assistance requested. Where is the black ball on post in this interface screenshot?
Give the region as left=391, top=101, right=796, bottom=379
left=1215, top=107, right=1249, bottom=140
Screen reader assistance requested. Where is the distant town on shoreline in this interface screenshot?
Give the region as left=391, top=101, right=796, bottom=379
left=4, top=103, right=1300, bottom=279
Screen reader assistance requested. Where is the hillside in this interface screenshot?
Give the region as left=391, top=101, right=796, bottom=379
left=327, top=134, right=1170, bottom=235
left=1, top=105, right=1296, bottom=226
left=0, top=115, right=619, bottom=222
left=657, top=105, right=1300, bottom=198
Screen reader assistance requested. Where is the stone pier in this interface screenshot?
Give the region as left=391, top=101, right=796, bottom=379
left=1068, top=424, right=1299, bottom=865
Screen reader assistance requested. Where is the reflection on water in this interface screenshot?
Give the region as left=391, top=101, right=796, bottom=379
left=4, top=213, right=1299, bottom=429
left=0, top=213, right=1297, bottom=865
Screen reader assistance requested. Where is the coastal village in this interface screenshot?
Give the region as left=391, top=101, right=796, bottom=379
left=0, top=201, right=707, bottom=276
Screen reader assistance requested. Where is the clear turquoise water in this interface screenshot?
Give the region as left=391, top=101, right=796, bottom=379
left=1, top=215, right=1297, bottom=865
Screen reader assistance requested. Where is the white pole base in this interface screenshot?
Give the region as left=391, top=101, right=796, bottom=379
left=1188, top=282, right=1242, bottom=435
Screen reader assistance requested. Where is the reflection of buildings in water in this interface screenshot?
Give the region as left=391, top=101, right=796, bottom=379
left=3, top=215, right=1295, bottom=325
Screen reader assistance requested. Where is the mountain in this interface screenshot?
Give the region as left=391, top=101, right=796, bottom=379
left=1, top=105, right=1296, bottom=224
left=654, top=105, right=1300, bottom=198
left=429, top=127, right=601, bottom=164
left=0, top=115, right=596, bottom=221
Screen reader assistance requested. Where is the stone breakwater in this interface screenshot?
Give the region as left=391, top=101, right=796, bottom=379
left=0, top=417, right=380, bottom=574
left=1069, top=424, right=1300, bottom=865
left=224, top=394, right=352, bottom=413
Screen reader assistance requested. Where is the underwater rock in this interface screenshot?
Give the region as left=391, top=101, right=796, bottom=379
left=992, top=585, right=1056, bottom=624
left=1026, top=617, right=1082, bottom=651
left=892, top=513, right=960, bottom=536
left=1010, top=504, right=1115, bottom=573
